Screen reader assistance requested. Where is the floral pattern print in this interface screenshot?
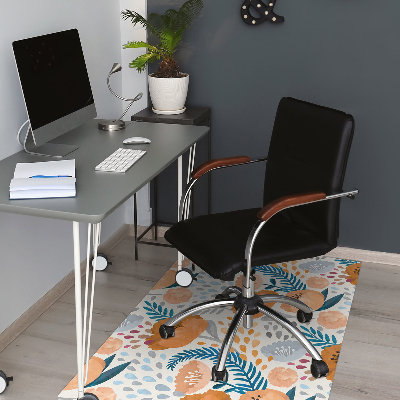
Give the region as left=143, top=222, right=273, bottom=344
left=344, top=263, right=360, bottom=285
left=164, top=287, right=193, bottom=304
left=182, top=389, right=232, bottom=399
left=280, top=290, right=325, bottom=313
left=321, top=344, right=342, bottom=381
left=85, top=387, right=117, bottom=400
left=267, top=367, right=298, bottom=388
left=175, top=361, right=212, bottom=394
left=146, top=315, right=208, bottom=351
left=239, top=389, right=290, bottom=400
left=97, top=337, right=123, bottom=355
left=306, top=276, right=329, bottom=289
left=59, top=257, right=360, bottom=400
left=317, top=311, right=347, bottom=329
left=64, top=357, right=106, bottom=390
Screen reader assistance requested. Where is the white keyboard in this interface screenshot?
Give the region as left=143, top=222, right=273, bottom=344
left=95, top=148, right=146, bottom=173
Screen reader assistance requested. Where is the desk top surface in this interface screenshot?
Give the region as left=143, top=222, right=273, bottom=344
left=0, top=120, right=208, bottom=223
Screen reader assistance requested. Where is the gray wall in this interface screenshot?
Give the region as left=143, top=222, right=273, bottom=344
left=149, top=0, right=400, bottom=253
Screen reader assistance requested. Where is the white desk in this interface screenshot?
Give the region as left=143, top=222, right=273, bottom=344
left=0, top=119, right=208, bottom=399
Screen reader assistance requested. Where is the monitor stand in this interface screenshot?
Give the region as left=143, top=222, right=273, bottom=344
left=23, top=126, right=78, bottom=158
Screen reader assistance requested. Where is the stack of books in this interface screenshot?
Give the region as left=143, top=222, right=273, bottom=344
left=9, top=159, right=76, bottom=200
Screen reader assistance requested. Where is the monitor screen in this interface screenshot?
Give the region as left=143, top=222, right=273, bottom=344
left=13, top=29, right=96, bottom=146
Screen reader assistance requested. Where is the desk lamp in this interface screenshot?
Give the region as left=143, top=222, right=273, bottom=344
left=98, top=63, right=143, bottom=131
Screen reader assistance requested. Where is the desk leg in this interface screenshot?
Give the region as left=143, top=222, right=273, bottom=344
left=73, top=222, right=84, bottom=399
left=73, top=221, right=101, bottom=400
left=177, top=145, right=197, bottom=273
left=177, top=155, right=183, bottom=270
left=134, top=194, right=138, bottom=260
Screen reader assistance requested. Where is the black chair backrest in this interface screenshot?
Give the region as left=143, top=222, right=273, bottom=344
left=264, top=97, right=354, bottom=246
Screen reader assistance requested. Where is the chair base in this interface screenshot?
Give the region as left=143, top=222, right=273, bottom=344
left=159, top=285, right=329, bottom=381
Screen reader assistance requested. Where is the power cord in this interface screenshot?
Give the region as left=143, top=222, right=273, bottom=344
left=17, top=119, right=30, bottom=145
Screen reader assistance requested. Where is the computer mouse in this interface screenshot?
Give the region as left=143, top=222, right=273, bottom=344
left=123, top=137, right=151, bottom=144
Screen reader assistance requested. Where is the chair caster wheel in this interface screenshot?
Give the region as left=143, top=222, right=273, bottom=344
left=91, top=253, right=111, bottom=271
left=0, top=371, right=13, bottom=394
left=211, top=366, right=228, bottom=382
left=175, top=268, right=195, bottom=287
left=80, top=393, right=99, bottom=400
left=311, top=359, right=329, bottom=378
left=297, top=309, right=313, bottom=323
left=159, top=324, right=175, bottom=339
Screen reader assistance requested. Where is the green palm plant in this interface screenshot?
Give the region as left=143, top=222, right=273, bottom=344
left=121, top=0, right=203, bottom=78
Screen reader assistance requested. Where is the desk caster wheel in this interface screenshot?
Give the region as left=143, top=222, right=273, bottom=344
left=211, top=366, right=228, bottom=382
left=91, top=253, right=111, bottom=271
left=311, top=359, right=329, bottom=378
left=175, top=268, right=195, bottom=287
left=0, top=371, right=13, bottom=394
left=81, top=393, right=99, bottom=400
left=297, top=310, right=313, bottom=323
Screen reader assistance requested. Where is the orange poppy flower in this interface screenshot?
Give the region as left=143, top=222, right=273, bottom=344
left=64, top=357, right=105, bottom=390
left=317, top=311, right=347, bottom=329
left=306, top=276, right=329, bottom=289
left=267, top=367, right=298, bottom=388
left=239, top=388, right=290, bottom=400
left=85, top=387, right=116, bottom=400
left=345, top=263, right=360, bottom=285
left=146, top=315, right=208, bottom=350
left=181, top=389, right=232, bottom=399
left=175, top=360, right=211, bottom=394
left=280, top=290, right=325, bottom=313
left=321, top=344, right=342, bottom=381
left=163, top=287, right=193, bottom=304
left=97, top=337, right=123, bottom=355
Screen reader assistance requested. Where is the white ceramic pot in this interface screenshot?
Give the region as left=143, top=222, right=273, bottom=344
left=148, top=73, right=189, bottom=114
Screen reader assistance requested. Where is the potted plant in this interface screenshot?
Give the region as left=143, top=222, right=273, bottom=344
left=122, top=0, right=204, bottom=114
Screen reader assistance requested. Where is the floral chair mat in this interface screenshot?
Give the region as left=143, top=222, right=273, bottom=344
left=58, top=256, right=360, bottom=400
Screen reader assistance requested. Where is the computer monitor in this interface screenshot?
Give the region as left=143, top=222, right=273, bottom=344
left=13, top=29, right=96, bottom=157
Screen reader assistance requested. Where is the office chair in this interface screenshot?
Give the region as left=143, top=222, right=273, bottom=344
left=160, top=97, right=358, bottom=382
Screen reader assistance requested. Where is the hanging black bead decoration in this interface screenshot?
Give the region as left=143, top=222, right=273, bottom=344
left=241, top=0, right=284, bottom=25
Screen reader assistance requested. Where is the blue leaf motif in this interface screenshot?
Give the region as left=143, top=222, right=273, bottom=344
left=254, top=265, right=307, bottom=292
left=143, top=301, right=174, bottom=321
left=286, top=387, right=296, bottom=400
left=300, top=327, right=339, bottom=349
left=317, top=294, right=344, bottom=311
left=103, top=354, right=115, bottom=370
left=85, top=362, right=130, bottom=388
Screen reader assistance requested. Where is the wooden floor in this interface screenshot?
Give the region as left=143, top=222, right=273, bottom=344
left=0, top=235, right=399, bottom=400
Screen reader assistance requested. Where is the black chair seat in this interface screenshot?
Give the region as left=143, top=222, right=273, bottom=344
left=165, top=208, right=334, bottom=280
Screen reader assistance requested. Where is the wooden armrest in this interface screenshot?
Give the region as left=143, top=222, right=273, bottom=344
left=191, top=156, right=251, bottom=179
left=257, top=191, right=326, bottom=221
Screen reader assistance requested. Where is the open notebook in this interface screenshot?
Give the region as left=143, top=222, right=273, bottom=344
left=9, top=159, right=76, bottom=199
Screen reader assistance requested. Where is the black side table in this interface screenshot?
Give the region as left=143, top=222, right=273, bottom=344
left=131, top=106, right=212, bottom=259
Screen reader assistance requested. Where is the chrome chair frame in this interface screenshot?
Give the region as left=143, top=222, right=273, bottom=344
left=161, top=158, right=358, bottom=381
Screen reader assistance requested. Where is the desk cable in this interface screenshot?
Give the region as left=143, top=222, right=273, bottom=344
left=17, top=119, right=30, bottom=145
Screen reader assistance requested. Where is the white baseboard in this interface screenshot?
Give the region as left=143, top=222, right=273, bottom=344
left=0, top=224, right=130, bottom=352
left=327, top=246, right=400, bottom=266
left=131, top=225, right=400, bottom=267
